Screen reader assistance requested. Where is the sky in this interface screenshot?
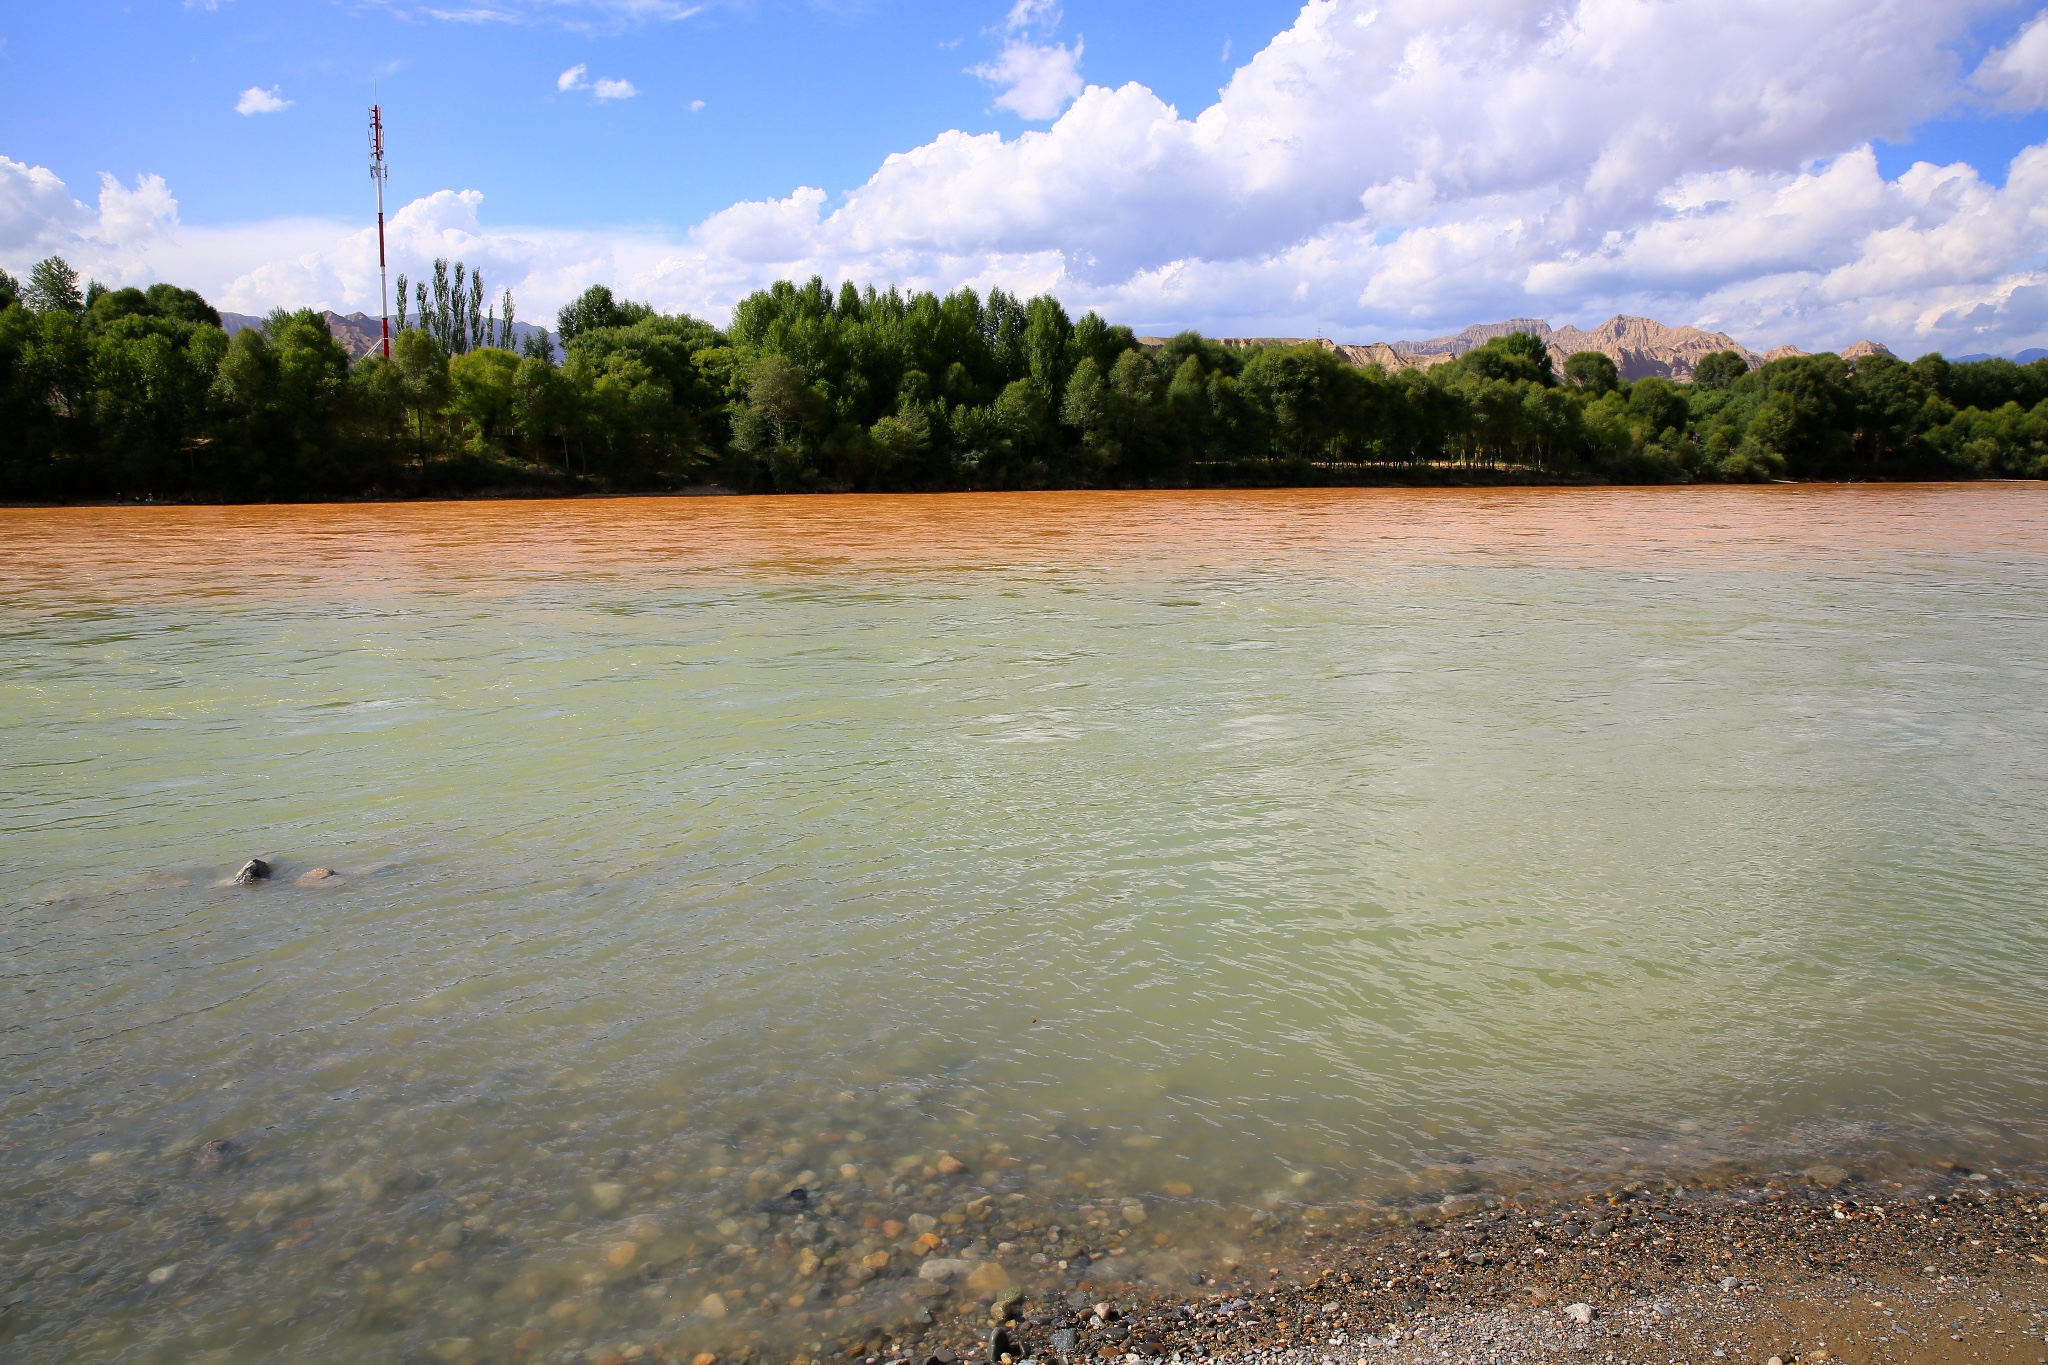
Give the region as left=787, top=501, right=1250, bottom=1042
left=6, top=0, right=2048, bottom=357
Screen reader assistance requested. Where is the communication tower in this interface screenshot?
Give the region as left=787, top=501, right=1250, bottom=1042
left=369, top=105, right=391, bottom=361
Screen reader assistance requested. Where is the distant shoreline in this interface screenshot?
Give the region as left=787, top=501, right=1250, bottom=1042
left=18, top=472, right=2036, bottom=510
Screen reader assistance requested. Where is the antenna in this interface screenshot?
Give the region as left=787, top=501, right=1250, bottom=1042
left=369, top=104, right=391, bottom=361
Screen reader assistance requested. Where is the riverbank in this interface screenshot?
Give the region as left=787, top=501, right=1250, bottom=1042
left=875, top=1169, right=2047, bottom=1365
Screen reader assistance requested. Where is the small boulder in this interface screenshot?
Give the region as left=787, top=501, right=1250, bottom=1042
left=230, top=859, right=272, bottom=885
left=195, top=1137, right=242, bottom=1170
left=296, top=867, right=340, bottom=886
left=966, top=1260, right=1012, bottom=1294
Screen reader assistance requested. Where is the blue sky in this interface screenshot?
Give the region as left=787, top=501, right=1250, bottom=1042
left=3, top=1, right=1300, bottom=229
left=9, top=0, right=2048, bottom=356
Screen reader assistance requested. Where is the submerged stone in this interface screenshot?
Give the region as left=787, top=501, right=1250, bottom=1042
left=196, top=1138, right=242, bottom=1170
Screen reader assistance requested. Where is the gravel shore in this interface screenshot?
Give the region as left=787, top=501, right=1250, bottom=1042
left=881, top=1170, right=2048, bottom=1365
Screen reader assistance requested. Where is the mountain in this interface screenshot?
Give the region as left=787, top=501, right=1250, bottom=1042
left=1390, top=318, right=1555, bottom=359
left=1951, top=349, right=2048, bottom=364
left=219, top=310, right=557, bottom=363
left=1544, top=316, right=1757, bottom=381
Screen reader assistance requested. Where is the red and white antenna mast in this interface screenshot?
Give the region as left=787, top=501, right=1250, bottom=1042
left=369, top=104, right=391, bottom=361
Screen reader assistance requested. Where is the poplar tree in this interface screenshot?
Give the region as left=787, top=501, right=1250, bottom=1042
left=24, top=256, right=84, bottom=315
left=430, top=262, right=453, bottom=350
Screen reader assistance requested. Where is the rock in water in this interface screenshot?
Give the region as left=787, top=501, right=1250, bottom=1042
left=195, top=1138, right=241, bottom=1170
left=987, top=1325, right=1018, bottom=1363
left=296, top=867, right=339, bottom=886
left=917, top=1258, right=974, bottom=1284
left=231, top=859, right=272, bottom=885
left=758, top=1187, right=810, bottom=1214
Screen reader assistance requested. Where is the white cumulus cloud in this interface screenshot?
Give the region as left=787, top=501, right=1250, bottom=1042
left=973, top=39, right=1084, bottom=120
left=1974, top=10, right=2048, bottom=111
left=973, top=0, right=1082, bottom=120
left=17, top=0, right=2048, bottom=357
left=557, top=63, right=635, bottom=99
left=234, top=86, right=292, bottom=115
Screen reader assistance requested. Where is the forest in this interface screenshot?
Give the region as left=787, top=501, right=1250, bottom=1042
left=3, top=254, right=2047, bottom=501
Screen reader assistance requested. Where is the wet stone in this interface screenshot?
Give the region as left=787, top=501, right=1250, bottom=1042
left=195, top=1138, right=242, bottom=1170
left=230, top=858, right=272, bottom=884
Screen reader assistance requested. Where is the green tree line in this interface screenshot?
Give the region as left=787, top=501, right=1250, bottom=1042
left=4, top=258, right=2047, bottom=501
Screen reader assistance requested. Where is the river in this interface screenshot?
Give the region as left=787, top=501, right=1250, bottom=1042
left=4, top=486, right=2046, bottom=1364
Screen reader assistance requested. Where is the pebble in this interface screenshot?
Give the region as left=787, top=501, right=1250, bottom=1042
left=146, top=1264, right=178, bottom=1285
left=590, top=1182, right=627, bottom=1212
left=919, top=1258, right=975, bottom=1283
left=605, top=1241, right=639, bottom=1268
left=1564, top=1303, right=1595, bottom=1325
left=697, top=1293, right=727, bottom=1320
left=937, top=1154, right=969, bottom=1176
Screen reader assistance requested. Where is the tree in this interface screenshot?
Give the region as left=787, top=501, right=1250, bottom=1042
left=1563, top=350, right=1618, bottom=395
left=394, top=327, right=452, bottom=443
left=513, top=354, right=578, bottom=465
left=1692, top=350, right=1749, bottom=391
left=0, top=268, right=20, bottom=312
left=1456, top=332, right=1555, bottom=386
left=449, top=348, right=521, bottom=449
left=557, top=285, right=652, bottom=344
left=1023, top=294, right=1073, bottom=401
left=730, top=352, right=826, bottom=487
left=25, top=257, right=84, bottom=315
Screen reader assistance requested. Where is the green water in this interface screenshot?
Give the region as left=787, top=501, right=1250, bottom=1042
left=3, top=487, right=2046, bottom=1364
